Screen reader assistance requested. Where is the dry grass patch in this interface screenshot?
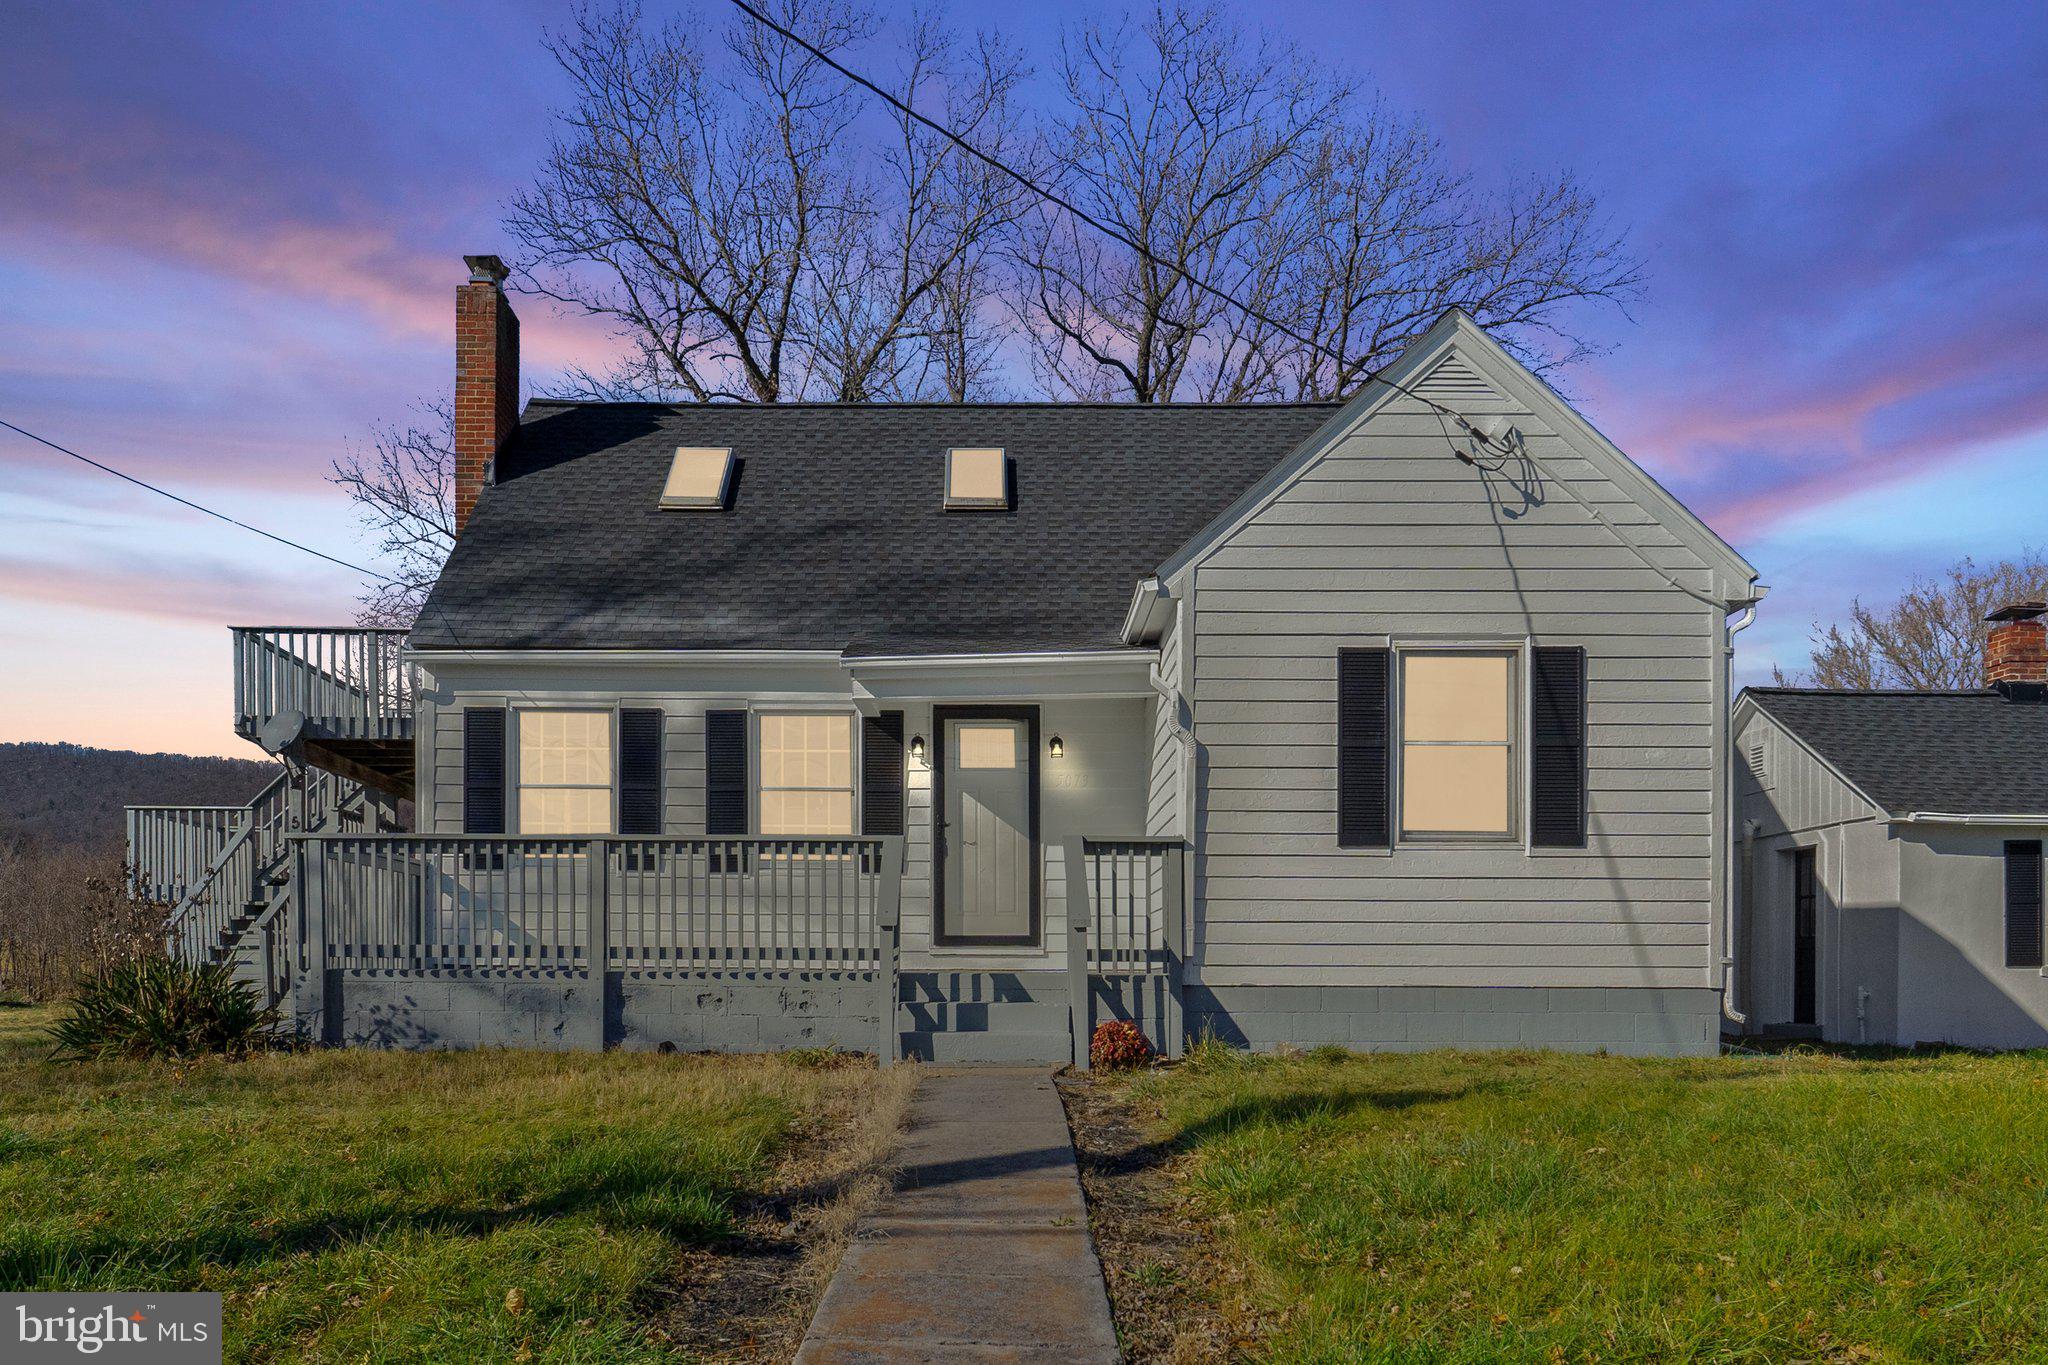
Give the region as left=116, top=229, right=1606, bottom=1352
left=0, top=1005, right=913, bottom=1362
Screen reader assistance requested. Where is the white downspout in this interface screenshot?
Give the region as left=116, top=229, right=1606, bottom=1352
left=1723, top=602, right=1760, bottom=1030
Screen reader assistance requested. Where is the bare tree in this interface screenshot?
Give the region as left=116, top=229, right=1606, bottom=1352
left=1773, top=552, right=2048, bottom=689
left=1014, top=4, right=1642, bottom=402
left=507, top=0, right=1032, bottom=403
left=1014, top=6, right=1340, bottom=402
left=331, top=404, right=455, bottom=627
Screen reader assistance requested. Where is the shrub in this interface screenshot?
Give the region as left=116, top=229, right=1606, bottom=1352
left=49, top=958, right=282, bottom=1061
left=1090, top=1019, right=1154, bottom=1071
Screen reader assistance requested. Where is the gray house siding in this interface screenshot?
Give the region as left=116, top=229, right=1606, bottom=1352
left=1736, top=699, right=2048, bottom=1049
left=1897, top=827, right=2048, bottom=1049
left=1732, top=703, right=1896, bottom=1040
left=413, top=660, right=1149, bottom=974
left=1173, top=334, right=1745, bottom=1056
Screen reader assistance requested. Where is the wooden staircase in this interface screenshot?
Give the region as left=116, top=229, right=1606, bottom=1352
left=129, top=765, right=401, bottom=1005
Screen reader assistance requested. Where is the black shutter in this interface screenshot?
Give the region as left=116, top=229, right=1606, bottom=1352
left=1337, top=648, right=1390, bottom=849
left=619, top=708, right=664, bottom=835
left=1530, top=647, right=1587, bottom=848
left=2006, top=840, right=2044, bottom=969
left=462, top=707, right=507, bottom=835
left=705, top=710, right=748, bottom=835
left=861, top=710, right=906, bottom=836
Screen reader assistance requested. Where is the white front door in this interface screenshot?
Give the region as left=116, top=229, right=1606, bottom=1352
left=938, top=711, right=1037, bottom=944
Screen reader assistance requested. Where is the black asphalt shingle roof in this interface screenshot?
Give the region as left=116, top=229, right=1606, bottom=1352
left=411, top=400, right=1342, bottom=655
left=1745, top=687, right=2048, bottom=816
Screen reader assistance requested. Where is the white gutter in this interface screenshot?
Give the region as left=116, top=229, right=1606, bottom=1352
left=846, top=649, right=1149, bottom=673
left=1897, top=812, right=2048, bottom=827
left=406, top=648, right=845, bottom=667
left=1120, top=576, right=1172, bottom=645
left=1722, top=599, right=1761, bottom=1031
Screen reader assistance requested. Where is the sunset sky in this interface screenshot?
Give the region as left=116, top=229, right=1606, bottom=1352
left=2, top=1, right=2043, bottom=758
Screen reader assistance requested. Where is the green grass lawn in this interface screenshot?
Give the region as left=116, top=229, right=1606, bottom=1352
left=0, top=1003, right=909, bottom=1362
left=1121, top=1044, right=2048, bottom=1363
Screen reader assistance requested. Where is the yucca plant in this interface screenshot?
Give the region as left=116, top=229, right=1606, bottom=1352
left=49, top=958, right=282, bottom=1061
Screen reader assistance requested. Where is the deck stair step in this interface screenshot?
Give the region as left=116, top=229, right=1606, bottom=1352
left=899, top=1030, right=1074, bottom=1065
left=895, top=970, right=1075, bottom=1065
left=900, top=999, right=1069, bottom=1034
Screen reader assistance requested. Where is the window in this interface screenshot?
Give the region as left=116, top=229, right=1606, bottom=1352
left=944, top=447, right=1009, bottom=509
left=660, top=446, right=733, bottom=509
left=516, top=710, right=612, bottom=834
left=758, top=713, right=855, bottom=835
left=1399, top=651, right=1515, bottom=839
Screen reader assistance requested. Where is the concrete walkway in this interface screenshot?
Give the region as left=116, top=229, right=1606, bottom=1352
left=796, top=1068, right=1120, bottom=1363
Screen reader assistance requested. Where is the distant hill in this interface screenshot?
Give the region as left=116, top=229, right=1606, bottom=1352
left=0, top=742, right=276, bottom=852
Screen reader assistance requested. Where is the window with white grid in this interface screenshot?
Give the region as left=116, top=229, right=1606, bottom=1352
left=516, top=710, right=613, bottom=834
left=757, top=713, right=855, bottom=835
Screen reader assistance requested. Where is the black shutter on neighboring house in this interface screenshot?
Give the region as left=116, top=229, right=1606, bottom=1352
left=1530, top=647, right=1587, bottom=848
left=2006, top=840, right=2044, bottom=969
left=619, top=709, right=664, bottom=835
left=704, top=710, right=748, bottom=836
left=861, top=711, right=906, bottom=836
left=1337, top=648, right=1390, bottom=849
left=462, top=707, right=507, bottom=835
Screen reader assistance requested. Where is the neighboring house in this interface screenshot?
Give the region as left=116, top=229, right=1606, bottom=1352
left=1734, top=606, right=2048, bottom=1049
left=128, top=255, right=1760, bottom=1063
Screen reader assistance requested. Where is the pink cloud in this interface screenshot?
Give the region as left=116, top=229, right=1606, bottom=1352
left=0, top=550, right=352, bottom=630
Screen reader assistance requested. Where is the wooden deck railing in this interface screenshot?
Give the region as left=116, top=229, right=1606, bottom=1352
left=231, top=627, right=413, bottom=743
left=130, top=766, right=373, bottom=965
left=297, top=835, right=907, bottom=977
left=1064, top=836, right=1187, bottom=1069
left=125, top=805, right=245, bottom=904
left=1068, top=837, right=1184, bottom=976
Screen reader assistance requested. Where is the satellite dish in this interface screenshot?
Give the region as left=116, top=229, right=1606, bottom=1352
left=257, top=708, right=307, bottom=756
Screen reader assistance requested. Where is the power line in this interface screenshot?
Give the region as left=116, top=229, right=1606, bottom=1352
left=0, top=416, right=404, bottom=586
left=722, top=0, right=1496, bottom=442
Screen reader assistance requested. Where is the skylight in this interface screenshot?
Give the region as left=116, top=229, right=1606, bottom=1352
left=660, top=446, right=734, bottom=510
left=944, top=447, right=1009, bottom=510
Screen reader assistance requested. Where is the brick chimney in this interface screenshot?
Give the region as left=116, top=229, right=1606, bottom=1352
left=1985, top=600, right=2048, bottom=695
left=454, top=254, right=519, bottom=535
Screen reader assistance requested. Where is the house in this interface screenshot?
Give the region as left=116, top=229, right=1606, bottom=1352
left=1733, top=605, right=2048, bottom=1049
left=127, top=255, right=1761, bottom=1063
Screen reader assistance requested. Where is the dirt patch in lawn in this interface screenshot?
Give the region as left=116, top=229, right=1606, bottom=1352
left=649, top=1058, right=917, bottom=1362
left=1058, top=1069, right=1263, bottom=1362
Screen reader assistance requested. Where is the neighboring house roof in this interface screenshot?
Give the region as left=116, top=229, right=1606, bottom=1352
left=1742, top=687, right=2048, bottom=817
left=411, top=401, right=1339, bottom=655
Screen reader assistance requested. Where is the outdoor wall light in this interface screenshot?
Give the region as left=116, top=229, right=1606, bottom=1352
left=1048, top=735, right=1065, bottom=758
left=910, top=734, right=926, bottom=763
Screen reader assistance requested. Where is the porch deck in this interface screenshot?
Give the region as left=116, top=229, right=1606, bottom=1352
left=232, top=626, right=414, bottom=798
left=281, top=832, right=1183, bottom=1063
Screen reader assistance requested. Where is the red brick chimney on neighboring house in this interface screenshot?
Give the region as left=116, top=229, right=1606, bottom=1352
left=454, top=254, right=519, bottom=535
left=1985, top=600, right=2048, bottom=693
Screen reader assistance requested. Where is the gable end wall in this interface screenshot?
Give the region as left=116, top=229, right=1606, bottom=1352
left=1183, top=349, right=1729, bottom=1040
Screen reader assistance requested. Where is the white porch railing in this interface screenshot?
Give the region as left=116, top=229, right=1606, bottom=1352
left=300, top=835, right=903, bottom=975
left=1064, top=836, right=1187, bottom=1068
left=125, top=805, right=244, bottom=904
left=231, top=627, right=413, bottom=743
left=128, top=766, right=374, bottom=968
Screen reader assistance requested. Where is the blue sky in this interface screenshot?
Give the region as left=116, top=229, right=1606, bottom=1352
left=2, top=1, right=2043, bottom=755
